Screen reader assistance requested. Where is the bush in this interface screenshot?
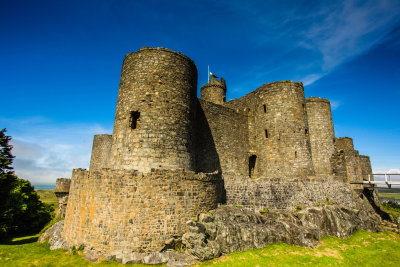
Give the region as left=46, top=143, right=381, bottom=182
left=0, top=129, right=52, bottom=240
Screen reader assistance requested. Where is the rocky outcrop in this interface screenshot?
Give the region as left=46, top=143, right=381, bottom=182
left=182, top=205, right=381, bottom=261
left=38, top=220, right=68, bottom=250
left=38, top=205, right=381, bottom=265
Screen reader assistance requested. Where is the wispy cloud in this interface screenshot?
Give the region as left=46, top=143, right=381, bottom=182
left=300, top=0, right=400, bottom=72
left=330, top=100, right=341, bottom=110
left=1, top=117, right=111, bottom=185
left=226, top=0, right=400, bottom=87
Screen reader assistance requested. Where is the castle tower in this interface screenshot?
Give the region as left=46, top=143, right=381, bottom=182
left=334, top=137, right=363, bottom=192
left=200, top=77, right=227, bottom=105
left=305, top=97, right=335, bottom=177
left=54, top=178, right=71, bottom=218
left=256, top=81, right=315, bottom=178
left=89, top=134, right=112, bottom=171
left=110, top=47, right=198, bottom=172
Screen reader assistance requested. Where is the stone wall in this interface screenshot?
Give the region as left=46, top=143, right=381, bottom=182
left=54, top=178, right=71, bottom=218
left=335, top=137, right=363, bottom=192
left=63, top=168, right=223, bottom=253
left=110, top=47, right=198, bottom=172
left=305, top=97, right=335, bottom=177
left=89, top=134, right=112, bottom=171
left=359, top=155, right=373, bottom=181
left=226, top=81, right=314, bottom=178
left=200, top=78, right=226, bottom=105
left=224, top=176, right=359, bottom=212
left=195, top=99, right=249, bottom=177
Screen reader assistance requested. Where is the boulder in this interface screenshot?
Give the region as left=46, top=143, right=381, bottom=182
left=38, top=220, right=69, bottom=250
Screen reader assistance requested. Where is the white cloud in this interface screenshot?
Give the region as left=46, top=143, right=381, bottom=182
left=302, top=74, right=324, bottom=86
left=300, top=0, right=400, bottom=72
left=1, top=117, right=111, bottom=185
left=330, top=100, right=341, bottom=110
left=227, top=0, right=400, bottom=86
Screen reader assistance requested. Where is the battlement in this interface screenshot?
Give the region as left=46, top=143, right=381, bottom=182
left=306, top=96, right=331, bottom=104
left=200, top=77, right=227, bottom=105
left=54, top=178, right=71, bottom=193
left=135, top=46, right=196, bottom=65
left=335, top=137, right=354, bottom=151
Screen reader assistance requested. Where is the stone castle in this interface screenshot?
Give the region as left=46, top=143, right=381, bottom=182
left=60, top=47, right=375, bottom=255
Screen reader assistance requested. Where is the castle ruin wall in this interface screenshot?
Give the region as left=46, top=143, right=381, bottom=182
left=224, top=177, right=359, bottom=212
left=89, top=134, right=112, bottom=171
left=110, top=47, right=197, bottom=172
left=335, top=137, right=363, bottom=192
left=200, top=78, right=227, bottom=105
left=63, top=168, right=223, bottom=253
left=305, top=97, right=335, bottom=177
left=195, top=99, right=249, bottom=177
left=54, top=178, right=71, bottom=218
left=226, top=81, right=315, bottom=178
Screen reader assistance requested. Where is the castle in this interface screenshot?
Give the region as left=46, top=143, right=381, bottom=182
left=61, top=47, right=374, bottom=255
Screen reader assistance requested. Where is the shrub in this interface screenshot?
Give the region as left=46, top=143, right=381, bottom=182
left=0, top=129, right=52, bottom=240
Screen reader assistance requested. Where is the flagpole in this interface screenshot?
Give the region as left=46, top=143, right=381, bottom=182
left=208, top=65, right=209, bottom=83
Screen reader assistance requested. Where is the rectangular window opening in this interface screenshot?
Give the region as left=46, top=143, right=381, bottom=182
left=130, top=111, right=140, bottom=129
left=263, top=104, right=267, bottom=113
left=265, top=129, right=269, bottom=138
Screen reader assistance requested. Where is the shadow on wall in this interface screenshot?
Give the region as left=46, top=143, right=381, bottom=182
left=193, top=99, right=226, bottom=204
left=194, top=99, right=221, bottom=174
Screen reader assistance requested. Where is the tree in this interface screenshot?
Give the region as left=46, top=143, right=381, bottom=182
left=0, top=128, right=15, bottom=174
left=0, top=129, right=51, bottom=240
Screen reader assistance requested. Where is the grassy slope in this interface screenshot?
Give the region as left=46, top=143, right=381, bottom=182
left=1, top=231, right=399, bottom=266
left=0, top=235, right=155, bottom=267
left=36, top=190, right=58, bottom=205
left=199, top=231, right=400, bottom=267
left=379, top=193, right=400, bottom=200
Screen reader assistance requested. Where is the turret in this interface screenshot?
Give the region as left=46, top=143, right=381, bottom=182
left=54, top=178, right=71, bottom=218
left=110, top=47, right=198, bottom=172
left=200, top=77, right=227, bottom=105
left=305, top=97, right=335, bottom=177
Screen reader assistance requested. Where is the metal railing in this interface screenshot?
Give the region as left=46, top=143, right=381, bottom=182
left=364, top=173, right=400, bottom=188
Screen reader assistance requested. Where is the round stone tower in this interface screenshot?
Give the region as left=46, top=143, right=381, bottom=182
left=89, top=134, right=112, bottom=171
left=110, top=47, right=198, bottom=172
left=200, top=77, right=227, bottom=105
left=256, top=81, right=315, bottom=178
left=305, top=97, right=335, bottom=177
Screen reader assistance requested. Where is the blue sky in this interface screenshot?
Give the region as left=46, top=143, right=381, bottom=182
left=1, top=0, right=399, bottom=184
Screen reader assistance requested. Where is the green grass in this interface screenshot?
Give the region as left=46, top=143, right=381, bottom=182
left=378, top=193, right=400, bottom=200
left=36, top=190, right=58, bottom=206
left=0, top=234, right=159, bottom=266
left=1, top=231, right=399, bottom=266
left=198, top=230, right=400, bottom=267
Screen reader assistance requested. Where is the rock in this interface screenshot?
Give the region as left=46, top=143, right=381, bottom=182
left=38, top=221, right=69, bottom=250
left=142, top=252, right=169, bottom=265
left=182, top=205, right=380, bottom=261
left=165, top=251, right=197, bottom=267
left=122, top=252, right=144, bottom=264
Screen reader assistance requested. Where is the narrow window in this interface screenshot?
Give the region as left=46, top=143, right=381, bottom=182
left=249, top=155, right=257, bottom=178
left=130, top=111, right=140, bottom=129
left=295, top=151, right=297, bottom=158
left=265, top=129, right=269, bottom=138
left=263, top=104, right=267, bottom=113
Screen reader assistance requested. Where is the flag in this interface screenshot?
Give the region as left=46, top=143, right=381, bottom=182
left=209, top=72, right=218, bottom=79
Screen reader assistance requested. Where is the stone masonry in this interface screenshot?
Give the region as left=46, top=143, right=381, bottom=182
left=62, top=47, right=375, bottom=255
left=54, top=178, right=71, bottom=218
